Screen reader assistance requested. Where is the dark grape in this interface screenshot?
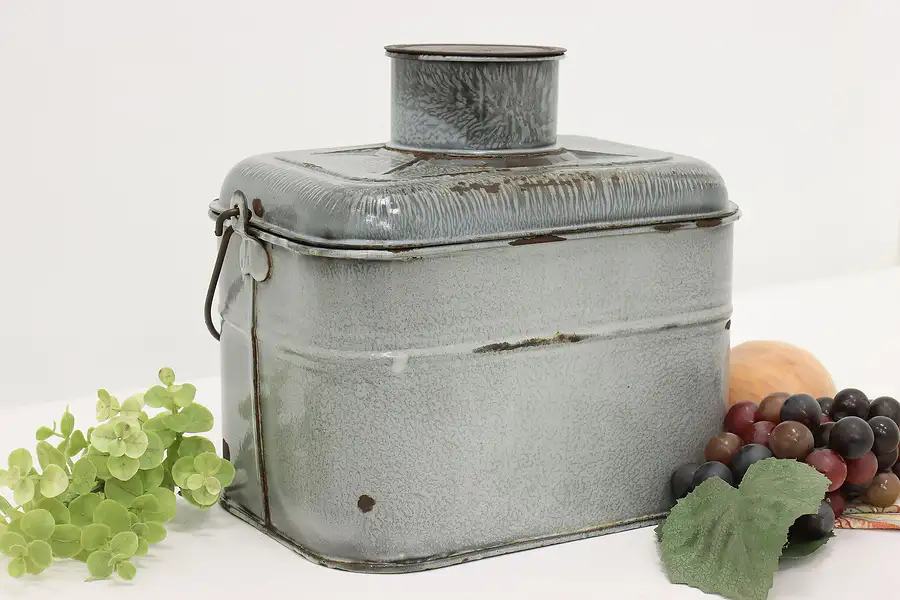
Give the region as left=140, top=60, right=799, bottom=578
left=788, top=500, right=835, bottom=541
left=820, top=414, right=833, bottom=424
left=724, top=401, right=759, bottom=437
left=814, top=422, right=836, bottom=448
left=757, top=393, right=788, bottom=424
left=742, top=421, right=775, bottom=446
left=825, top=491, right=846, bottom=519
left=845, top=451, right=878, bottom=485
left=670, top=463, right=700, bottom=500
left=730, top=443, right=773, bottom=483
left=805, top=449, right=847, bottom=492
left=817, top=396, right=835, bottom=415
left=893, top=461, right=900, bottom=480
left=692, top=461, right=735, bottom=488
left=865, top=472, right=900, bottom=508
left=869, top=396, right=900, bottom=425
left=829, top=416, right=874, bottom=460
left=876, top=447, right=899, bottom=472
left=780, top=394, right=823, bottom=430
left=704, top=432, right=743, bottom=465
left=841, top=482, right=869, bottom=501
left=770, top=421, right=814, bottom=460
left=831, top=388, right=870, bottom=421
left=868, top=415, right=900, bottom=455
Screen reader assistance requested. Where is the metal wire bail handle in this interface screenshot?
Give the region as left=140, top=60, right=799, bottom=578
left=205, top=207, right=240, bottom=341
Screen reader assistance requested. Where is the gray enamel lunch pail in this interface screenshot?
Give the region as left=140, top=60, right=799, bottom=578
left=205, top=44, right=740, bottom=573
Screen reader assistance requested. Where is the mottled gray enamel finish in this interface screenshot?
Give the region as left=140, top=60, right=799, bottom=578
left=216, top=222, right=733, bottom=570
left=389, top=56, right=559, bottom=152
left=211, top=135, right=732, bottom=249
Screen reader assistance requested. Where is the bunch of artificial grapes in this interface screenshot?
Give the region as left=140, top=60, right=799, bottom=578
left=669, top=389, right=900, bottom=543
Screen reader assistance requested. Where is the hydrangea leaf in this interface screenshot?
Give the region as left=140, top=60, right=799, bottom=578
left=61, top=409, right=75, bottom=438
left=120, top=394, right=145, bottom=417
left=135, top=537, right=150, bottom=556
left=186, top=474, right=204, bottom=490
left=109, top=531, right=139, bottom=559
left=214, top=459, right=236, bottom=488
left=171, top=456, right=197, bottom=487
left=141, top=487, right=177, bottom=523
left=20, top=509, right=56, bottom=541
left=659, top=458, right=829, bottom=600
left=95, top=390, right=120, bottom=421
left=40, top=464, right=69, bottom=498
left=108, top=456, right=140, bottom=481
left=81, top=523, right=111, bottom=551
left=104, top=476, right=143, bottom=508
left=189, top=485, right=219, bottom=507
left=194, top=452, right=221, bottom=476
left=87, top=452, right=112, bottom=480
left=35, top=426, right=54, bottom=441
left=69, top=493, right=103, bottom=528
left=90, top=423, right=118, bottom=454
left=158, top=367, right=176, bottom=386
left=171, top=383, right=197, bottom=408
left=70, top=457, right=98, bottom=495
left=205, top=476, right=222, bottom=495
left=0, top=531, right=27, bottom=556
left=107, top=439, right=127, bottom=458
left=93, top=499, right=131, bottom=535
left=86, top=550, right=114, bottom=579
left=131, top=522, right=149, bottom=537
left=37, top=441, right=67, bottom=471
left=49, top=523, right=82, bottom=558
left=116, top=559, right=137, bottom=580
left=143, top=386, right=172, bottom=410
left=8, top=555, right=26, bottom=577
left=123, top=431, right=149, bottom=460
left=131, top=493, right=160, bottom=513
left=143, top=415, right=176, bottom=448
left=26, top=539, right=53, bottom=570
left=138, top=431, right=165, bottom=470
left=178, top=436, right=216, bottom=458
left=144, top=521, right=167, bottom=544
left=140, top=465, right=165, bottom=490
left=162, top=403, right=214, bottom=433
left=67, top=430, right=89, bottom=457
left=36, top=497, right=71, bottom=524
left=8, top=449, right=33, bottom=474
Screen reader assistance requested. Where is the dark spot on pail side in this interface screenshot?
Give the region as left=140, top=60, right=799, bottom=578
left=696, top=217, right=724, bottom=228
left=251, top=198, right=265, bottom=217
left=653, top=222, right=686, bottom=232
left=449, top=181, right=502, bottom=193
left=358, top=495, right=376, bottom=513
left=222, top=439, right=231, bottom=462
left=725, top=320, right=732, bottom=330
left=509, top=234, right=566, bottom=246
left=474, top=332, right=585, bottom=353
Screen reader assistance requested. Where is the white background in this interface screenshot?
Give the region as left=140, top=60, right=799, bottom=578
left=1, top=0, right=898, bottom=407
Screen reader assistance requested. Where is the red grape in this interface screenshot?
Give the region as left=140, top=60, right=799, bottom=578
left=742, top=421, right=775, bottom=446
left=757, top=393, right=788, bottom=424
left=825, top=491, right=846, bottom=518
left=845, top=451, right=878, bottom=484
left=805, top=449, right=847, bottom=492
left=725, top=401, right=759, bottom=437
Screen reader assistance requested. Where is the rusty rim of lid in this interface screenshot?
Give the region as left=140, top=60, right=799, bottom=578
left=385, top=44, right=566, bottom=60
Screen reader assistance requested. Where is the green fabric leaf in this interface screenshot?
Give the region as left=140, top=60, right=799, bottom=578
left=26, top=539, right=53, bottom=570
left=69, top=493, right=103, bottom=527
left=93, top=499, right=131, bottom=535
left=138, top=430, right=165, bottom=470
left=178, top=436, right=215, bottom=458
left=8, top=556, right=26, bottom=578
left=781, top=532, right=834, bottom=560
left=109, top=531, right=138, bottom=558
left=143, top=414, right=177, bottom=448
left=131, top=493, right=160, bottom=513
left=104, top=475, right=144, bottom=507
left=86, top=550, right=114, bottom=579
left=0, top=531, right=27, bottom=556
left=214, top=459, right=236, bottom=488
left=8, top=448, right=33, bottom=473
left=194, top=452, right=221, bottom=476
left=37, top=441, right=67, bottom=470
left=39, top=464, right=69, bottom=498
left=108, top=455, right=140, bottom=481
left=13, top=477, right=35, bottom=506
left=171, top=456, right=197, bottom=487
left=61, top=409, right=75, bottom=438
left=81, top=523, right=111, bottom=551
left=140, top=465, right=165, bottom=490
left=68, top=430, right=88, bottom=456
left=163, top=403, right=214, bottom=433
left=171, top=383, right=196, bottom=408
left=90, top=423, right=118, bottom=453
left=659, top=458, right=829, bottom=600
left=144, top=521, right=167, bottom=544
left=36, top=497, right=70, bottom=524
left=142, top=487, right=177, bottom=523
left=49, top=523, right=82, bottom=558
left=70, top=457, right=98, bottom=495
left=158, top=367, right=176, bottom=386
left=116, top=559, right=137, bottom=580
left=20, top=509, right=56, bottom=541
left=35, top=426, right=54, bottom=441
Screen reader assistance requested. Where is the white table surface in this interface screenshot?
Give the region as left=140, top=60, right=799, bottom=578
left=2, top=267, right=899, bottom=599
